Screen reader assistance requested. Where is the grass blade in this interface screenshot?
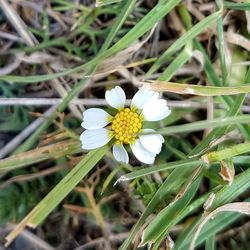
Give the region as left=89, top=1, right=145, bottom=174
left=142, top=177, right=202, bottom=245
left=146, top=11, right=221, bottom=77
left=96, top=0, right=121, bottom=7
left=158, top=42, right=192, bottom=81
left=202, top=142, right=250, bottom=163
left=174, top=168, right=250, bottom=249
left=224, top=1, right=250, bottom=11
left=143, top=80, right=250, bottom=96
left=0, top=0, right=181, bottom=83
left=118, top=158, right=202, bottom=181
left=0, top=140, right=81, bottom=171
left=12, top=0, right=136, bottom=153
left=189, top=202, right=250, bottom=250
left=5, top=145, right=109, bottom=246
left=119, top=165, right=197, bottom=249
left=159, top=114, right=250, bottom=135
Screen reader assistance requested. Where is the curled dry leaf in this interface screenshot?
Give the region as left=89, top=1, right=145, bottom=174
left=165, top=234, right=174, bottom=250
left=189, top=202, right=250, bottom=250
left=219, top=160, right=235, bottom=185
left=203, top=193, right=216, bottom=212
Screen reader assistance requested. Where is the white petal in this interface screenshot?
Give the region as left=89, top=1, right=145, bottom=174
left=81, top=108, right=111, bottom=129
left=130, top=139, right=156, bottom=164
left=139, top=129, right=164, bottom=154
left=142, top=99, right=171, bottom=121
left=112, top=144, right=129, bottom=164
left=80, top=128, right=111, bottom=150
left=105, top=86, right=126, bottom=109
left=131, top=88, right=159, bottom=110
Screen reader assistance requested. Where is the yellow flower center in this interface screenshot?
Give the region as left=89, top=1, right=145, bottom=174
left=111, top=108, right=142, bottom=144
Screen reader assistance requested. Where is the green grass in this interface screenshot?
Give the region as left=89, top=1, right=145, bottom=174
left=0, top=0, right=250, bottom=249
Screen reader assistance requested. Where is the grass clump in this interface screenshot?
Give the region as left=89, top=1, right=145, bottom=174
left=0, top=0, right=250, bottom=249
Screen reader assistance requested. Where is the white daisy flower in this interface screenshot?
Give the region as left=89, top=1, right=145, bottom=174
left=80, top=86, right=171, bottom=164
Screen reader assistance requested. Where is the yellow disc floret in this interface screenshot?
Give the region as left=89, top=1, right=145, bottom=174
left=111, top=108, right=142, bottom=144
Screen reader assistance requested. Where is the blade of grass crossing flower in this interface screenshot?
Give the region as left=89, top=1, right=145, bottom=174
left=11, top=0, right=174, bottom=154
left=146, top=11, right=221, bottom=77
left=121, top=118, right=249, bottom=244
left=5, top=145, right=109, bottom=246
